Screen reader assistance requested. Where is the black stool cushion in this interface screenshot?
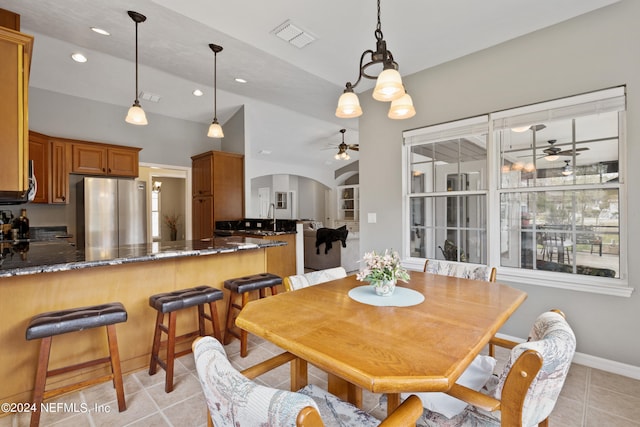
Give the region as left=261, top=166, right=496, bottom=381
left=224, top=273, right=282, bottom=293
left=149, top=285, right=224, bottom=313
left=26, top=302, right=128, bottom=341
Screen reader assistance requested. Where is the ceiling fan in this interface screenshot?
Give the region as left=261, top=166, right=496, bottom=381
left=331, top=129, right=359, bottom=160
left=541, top=140, right=589, bottom=161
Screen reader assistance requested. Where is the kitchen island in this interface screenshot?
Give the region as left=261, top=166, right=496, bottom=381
left=0, top=236, right=285, bottom=409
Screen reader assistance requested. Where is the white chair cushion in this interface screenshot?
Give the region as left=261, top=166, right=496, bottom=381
left=287, top=267, right=347, bottom=291
left=403, top=355, right=496, bottom=419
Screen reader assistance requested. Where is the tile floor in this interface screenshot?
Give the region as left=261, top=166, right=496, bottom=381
left=2, top=335, right=639, bottom=427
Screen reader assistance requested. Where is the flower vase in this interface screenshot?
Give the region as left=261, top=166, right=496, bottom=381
left=170, top=228, right=177, bottom=241
left=374, top=279, right=396, bottom=297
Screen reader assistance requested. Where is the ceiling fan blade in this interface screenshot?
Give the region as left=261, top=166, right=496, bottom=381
left=348, top=145, right=359, bottom=151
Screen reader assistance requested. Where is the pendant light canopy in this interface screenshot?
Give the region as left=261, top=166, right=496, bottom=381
left=125, top=11, right=148, bottom=125
left=207, top=43, right=224, bottom=138
left=335, top=0, right=415, bottom=120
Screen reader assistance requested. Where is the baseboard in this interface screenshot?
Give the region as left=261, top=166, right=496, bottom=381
left=496, top=333, right=640, bottom=380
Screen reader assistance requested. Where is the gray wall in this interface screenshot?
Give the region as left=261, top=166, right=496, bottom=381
left=29, top=88, right=216, bottom=167
left=359, top=0, right=639, bottom=367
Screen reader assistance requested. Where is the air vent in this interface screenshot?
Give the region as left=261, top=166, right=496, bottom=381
left=139, top=91, right=161, bottom=102
left=272, top=20, right=315, bottom=48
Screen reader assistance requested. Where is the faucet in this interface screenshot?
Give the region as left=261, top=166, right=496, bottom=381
left=268, top=203, right=276, bottom=231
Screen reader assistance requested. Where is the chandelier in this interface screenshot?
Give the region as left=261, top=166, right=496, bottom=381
left=335, top=0, right=415, bottom=120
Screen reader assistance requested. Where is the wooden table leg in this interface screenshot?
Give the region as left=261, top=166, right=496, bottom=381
left=291, top=358, right=308, bottom=391
left=386, top=393, right=401, bottom=414
left=328, top=373, right=363, bottom=409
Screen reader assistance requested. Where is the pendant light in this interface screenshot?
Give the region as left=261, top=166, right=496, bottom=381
left=336, top=0, right=415, bottom=120
left=207, top=43, right=224, bottom=138
left=125, top=11, right=148, bottom=125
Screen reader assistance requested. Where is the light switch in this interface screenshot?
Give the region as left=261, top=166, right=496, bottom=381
left=368, top=213, right=377, bottom=223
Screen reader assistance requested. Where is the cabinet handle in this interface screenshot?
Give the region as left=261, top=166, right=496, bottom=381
left=61, top=196, right=65, bottom=201
left=108, top=168, right=111, bottom=173
left=102, top=168, right=106, bottom=172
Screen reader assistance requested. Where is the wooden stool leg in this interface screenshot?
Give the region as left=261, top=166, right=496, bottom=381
left=30, top=337, right=52, bottom=427
left=106, top=324, right=126, bottom=412
left=197, top=304, right=206, bottom=336
left=207, top=301, right=223, bottom=341
left=240, top=293, right=250, bottom=357
left=149, top=311, right=164, bottom=375
left=270, top=286, right=278, bottom=296
left=224, top=292, right=236, bottom=345
left=165, top=311, right=177, bottom=393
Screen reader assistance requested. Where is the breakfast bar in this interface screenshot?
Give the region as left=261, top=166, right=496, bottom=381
left=0, top=236, right=285, bottom=408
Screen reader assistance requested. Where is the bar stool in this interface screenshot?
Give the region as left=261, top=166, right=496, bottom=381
left=148, top=285, right=223, bottom=393
left=224, top=273, right=282, bottom=357
left=25, top=302, right=128, bottom=427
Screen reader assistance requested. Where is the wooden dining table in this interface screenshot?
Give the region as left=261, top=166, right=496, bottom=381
left=235, top=270, right=527, bottom=412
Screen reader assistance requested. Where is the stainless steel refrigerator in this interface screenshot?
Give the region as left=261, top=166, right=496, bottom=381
left=77, top=177, right=147, bottom=259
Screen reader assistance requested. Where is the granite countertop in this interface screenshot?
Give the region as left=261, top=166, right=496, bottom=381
left=0, top=236, right=286, bottom=278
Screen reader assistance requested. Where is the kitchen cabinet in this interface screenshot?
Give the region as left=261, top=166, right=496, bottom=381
left=28, top=132, right=50, bottom=204
left=337, top=185, right=359, bottom=222
left=70, top=141, right=140, bottom=177
left=50, top=139, right=69, bottom=203
left=0, top=25, right=33, bottom=195
left=191, top=151, right=244, bottom=239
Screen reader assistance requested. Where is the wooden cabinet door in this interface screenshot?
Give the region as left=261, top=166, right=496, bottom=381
left=213, top=152, right=244, bottom=220
left=28, top=132, right=49, bottom=203
left=192, top=154, right=213, bottom=196
left=0, top=28, right=32, bottom=193
left=71, top=143, right=106, bottom=175
left=107, top=147, right=139, bottom=177
left=50, top=140, right=69, bottom=203
left=192, top=196, right=213, bottom=240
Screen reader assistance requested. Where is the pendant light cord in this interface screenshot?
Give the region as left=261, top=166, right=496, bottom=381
left=135, top=21, right=139, bottom=104
left=213, top=49, right=217, bottom=121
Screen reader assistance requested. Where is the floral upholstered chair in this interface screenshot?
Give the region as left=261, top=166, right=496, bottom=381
left=423, top=259, right=497, bottom=282
left=192, top=336, right=423, bottom=427
left=283, top=266, right=347, bottom=292
left=416, top=310, right=576, bottom=427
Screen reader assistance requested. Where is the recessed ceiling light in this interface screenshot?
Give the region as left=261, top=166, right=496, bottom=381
left=235, top=78, right=247, bottom=84
left=90, top=27, right=110, bottom=36
left=192, top=89, right=204, bottom=96
left=259, top=149, right=272, bottom=155
left=71, top=53, right=87, bottom=63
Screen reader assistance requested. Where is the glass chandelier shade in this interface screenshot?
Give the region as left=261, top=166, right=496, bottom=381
left=388, top=92, right=416, bottom=119
left=372, top=68, right=404, bottom=102
left=126, top=102, right=148, bottom=125
left=125, top=11, right=148, bottom=126
left=336, top=87, right=363, bottom=118
left=207, top=119, right=224, bottom=138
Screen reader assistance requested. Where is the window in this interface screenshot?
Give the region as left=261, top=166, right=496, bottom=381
left=405, top=116, right=489, bottom=264
left=403, top=87, right=629, bottom=296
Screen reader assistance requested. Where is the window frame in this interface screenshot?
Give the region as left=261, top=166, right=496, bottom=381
left=402, top=87, right=631, bottom=297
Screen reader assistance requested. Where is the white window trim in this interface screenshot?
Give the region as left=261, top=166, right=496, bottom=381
left=402, top=87, right=633, bottom=298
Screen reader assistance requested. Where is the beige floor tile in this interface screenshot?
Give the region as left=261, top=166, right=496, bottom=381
left=162, top=392, right=209, bottom=427
left=551, top=395, right=585, bottom=426
left=89, top=389, right=159, bottom=427
left=125, top=412, right=172, bottom=427
left=561, top=363, right=589, bottom=402
left=588, top=385, right=640, bottom=421
left=145, top=372, right=203, bottom=410
left=591, top=368, right=640, bottom=396
left=586, top=407, right=640, bottom=427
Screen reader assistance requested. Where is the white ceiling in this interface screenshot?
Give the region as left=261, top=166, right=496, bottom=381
left=1, top=0, right=620, bottom=170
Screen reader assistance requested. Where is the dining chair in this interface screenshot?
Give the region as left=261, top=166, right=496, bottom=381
left=192, top=336, right=423, bottom=427
left=416, top=309, right=576, bottom=427
left=283, top=266, right=347, bottom=291
left=423, top=259, right=496, bottom=282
